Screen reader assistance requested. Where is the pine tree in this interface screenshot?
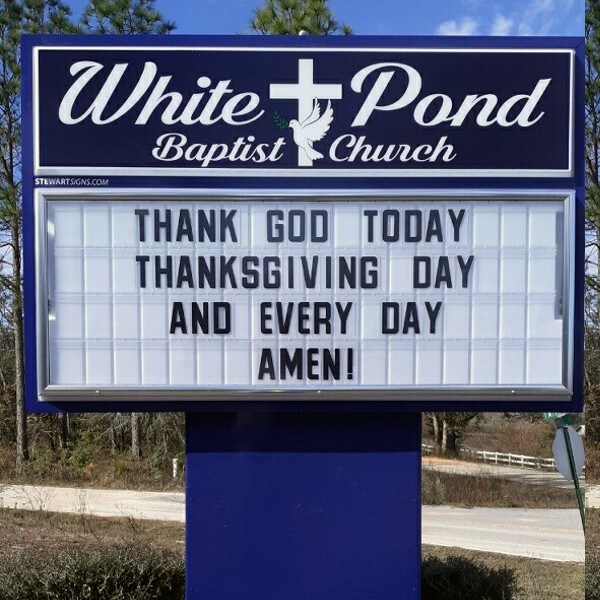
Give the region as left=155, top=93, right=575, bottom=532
left=81, top=0, right=175, bottom=34
left=586, top=0, right=600, bottom=443
left=250, top=0, right=351, bottom=35
left=0, top=0, right=78, bottom=467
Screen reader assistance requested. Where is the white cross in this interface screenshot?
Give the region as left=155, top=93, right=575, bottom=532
left=270, top=59, right=343, bottom=166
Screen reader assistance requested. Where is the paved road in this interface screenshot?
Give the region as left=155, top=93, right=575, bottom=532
left=0, top=484, right=185, bottom=522
left=422, top=506, right=583, bottom=563
left=423, top=458, right=579, bottom=490
left=0, top=483, right=584, bottom=562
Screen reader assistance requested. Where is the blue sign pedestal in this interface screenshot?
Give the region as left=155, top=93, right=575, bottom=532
left=186, top=412, right=421, bottom=600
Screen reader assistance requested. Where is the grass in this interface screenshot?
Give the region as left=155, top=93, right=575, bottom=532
left=588, top=509, right=600, bottom=554
left=423, top=546, right=584, bottom=600
left=1, top=445, right=576, bottom=510
left=587, top=510, right=600, bottom=600
left=0, top=508, right=583, bottom=600
left=0, top=446, right=183, bottom=491
left=586, top=442, right=600, bottom=483
left=422, top=469, right=576, bottom=508
left=0, top=508, right=184, bottom=558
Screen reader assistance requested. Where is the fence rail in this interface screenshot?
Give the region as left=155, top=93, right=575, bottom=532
left=421, top=444, right=556, bottom=470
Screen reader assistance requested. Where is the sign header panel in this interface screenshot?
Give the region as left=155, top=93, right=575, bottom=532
left=34, top=45, right=573, bottom=178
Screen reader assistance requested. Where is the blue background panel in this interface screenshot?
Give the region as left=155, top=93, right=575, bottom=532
left=186, top=412, right=421, bottom=600
left=21, top=35, right=586, bottom=414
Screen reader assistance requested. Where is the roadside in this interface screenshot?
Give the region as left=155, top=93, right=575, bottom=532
left=0, top=508, right=584, bottom=600
left=587, top=484, right=600, bottom=508
left=0, top=484, right=583, bottom=562
left=423, top=456, right=579, bottom=490
left=423, top=546, right=583, bottom=600
left=587, top=510, right=600, bottom=600
left=422, top=470, right=576, bottom=509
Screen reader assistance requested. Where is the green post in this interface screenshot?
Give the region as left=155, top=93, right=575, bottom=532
left=562, top=425, right=585, bottom=531
left=544, top=414, right=585, bottom=531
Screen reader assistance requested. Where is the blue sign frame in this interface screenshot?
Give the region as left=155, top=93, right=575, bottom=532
left=21, top=34, right=585, bottom=414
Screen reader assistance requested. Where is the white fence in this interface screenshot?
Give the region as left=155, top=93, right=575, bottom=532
left=421, top=444, right=556, bottom=470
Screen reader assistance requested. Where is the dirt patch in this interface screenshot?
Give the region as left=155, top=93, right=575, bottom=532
left=422, top=457, right=465, bottom=466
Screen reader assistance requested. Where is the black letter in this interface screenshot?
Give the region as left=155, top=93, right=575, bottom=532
left=170, top=302, right=187, bottom=334
left=198, top=210, right=216, bottom=242
left=425, top=210, right=443, bottom=242
left=449, top=209, right=466, bottom=242
left=135, top=209, right=149, bottom=242
left=176, top=210, right=194, bottom=242
left=403, top=302, right=420, bottom=334
left=260, top=302, right=273, bottom=334
left=136, top=255, right=149, bottom=288
left=425, top=301, right=443, bottom=334
left=413, top=256, right=431, bottom=288
left=289, top=210, right=305, bottom=242
left=405, top=210, right=422, bottom=242
left=457, top=255, right=475, bottom=288
left=220, top=209, right=238, bottom=242
left=280, top=348, right=303, bottom=379
left=213, top=302, right=231, bottom=334
left=434, top=257, right=452, bottom=288
left=311, top=210, right=328, bottom=242
left=154, top=209, right=171, bottom=242
left=382, top=302, right=399, bottom=334
left=364, top=210, right=377, bottom=242
left=267, top=210, right=284, bottom=242
left=382, top=210, right=400, bottom=242
left=258, top=349, right=275, bottom=380
left=176, top=256, right=194, bottom=288
left=155, top=255, right=173, bottom=288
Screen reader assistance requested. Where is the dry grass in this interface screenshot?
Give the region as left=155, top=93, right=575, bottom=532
left=588, top=509, right=600, bottom=555
left=424, top=545, right=584, bottom=600
left=587, top=509, right=600, bottom=600
left=0, top=509, right=582, bottom=600
left=0, top=508, right=184, bottom=559
left=458, top=416, right=557, bottom=458
left=586, top=442, right=600, bottom=483
left=422, top=470, right=576, bottom=508
left=0, top=446, right=183, bottom=491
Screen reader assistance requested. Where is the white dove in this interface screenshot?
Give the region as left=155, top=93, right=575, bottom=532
left=289, top=99, right=334, bottom=162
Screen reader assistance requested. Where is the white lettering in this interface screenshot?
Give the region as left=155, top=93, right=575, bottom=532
left=350, top=62, right=551, bottom=129
left=59, top=61, right=155, bottom=125
left=351, top=62, right=422, bottom=127
left=329, top=134, right=456, bottom=164
left=152, top=133, right=286, bottom=167
left=59, top=61, right=264, bottom=127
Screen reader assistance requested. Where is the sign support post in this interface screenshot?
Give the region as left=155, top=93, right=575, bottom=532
left=562, top=425, right=586, bottom=531
left=185, top=412, right=421, bottom=600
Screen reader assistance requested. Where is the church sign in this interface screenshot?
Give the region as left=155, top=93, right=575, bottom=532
left=22, top=36, right=583, bottom=410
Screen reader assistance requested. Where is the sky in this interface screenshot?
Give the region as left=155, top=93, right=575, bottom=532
left=65, top=0, right=584, bottom=37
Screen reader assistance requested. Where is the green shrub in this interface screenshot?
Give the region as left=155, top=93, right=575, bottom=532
left=0, top=543, right=522, bottom=600
left=0, top=544, right=184, bottom=600
left=587, top=551, right=600, bottom=600
left=422, top=555, right=520, bottom=600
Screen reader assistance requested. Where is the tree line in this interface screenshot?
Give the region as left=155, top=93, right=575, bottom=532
left=1, top=0, right=595, bottom=471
